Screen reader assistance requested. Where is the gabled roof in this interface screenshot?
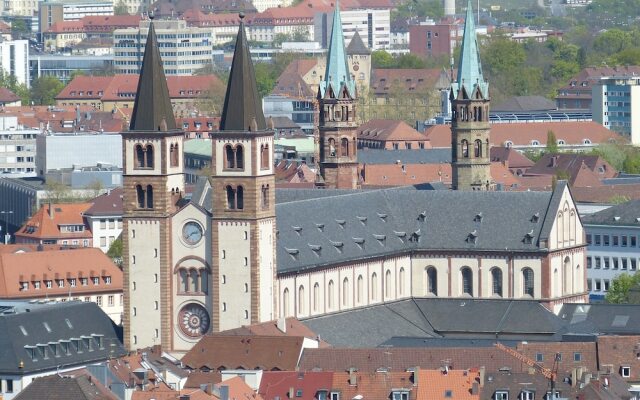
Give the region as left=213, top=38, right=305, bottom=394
left=358, top=149, right=450, bottom=165
left=489, top=147, right=535, bottom=169
left=0, top=87, right=20, bottom=103
left=559, top=303, right=640, bottom=335
left=319, top=1, right=355, bottom=98
left=493, top=95, right=556, bottom=113
left=129, top=21, right=177, bottom=132
left=582, top=199, right=640, bottom=226
left=371, top=68, right=445, bottom=94
left=15, top=203, right=92, bottom=240
left=259, top=371, right=332, bottom=400
left=0, top=301, right=126, bottom=375
left=84, top=188, right=123, bottom=217
left=417, top=369, right=480, bottom=400
left=14, top=374, right=118, bottom=400
left=451, top=0, right=488, bottom=99
left=346, top=30, right=370, bottom=55
left=220, top=14, right=266, bottom=131
left=357, top=119, right=427, bottom=142
left=332, top=371, right=415, bottom=400
left=181, top=335, right=305, bottom=371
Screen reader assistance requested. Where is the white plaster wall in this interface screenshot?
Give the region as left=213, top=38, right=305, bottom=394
left=127, top=219, right=162, bottom=349
left=513, top=259, right=542, bottom=299
left=451, top=257, right=478, bottom=297
left=412, top=256, right=448, bottom=297
left=218, top=221, right=252, bottom=331
left=479, top=259, right=508, bottom=298
left=548, top=186, right=583, bottom=251
left=124, top=138, right=162, bottom=175
left=255, top=136, right=274, bottom=177
left=258, top=219, right=275, bottom=322
left=214, top=139, right=254, bottom=177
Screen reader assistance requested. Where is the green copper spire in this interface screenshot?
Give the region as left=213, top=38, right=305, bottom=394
left=319, top=0, right=355, bottom=98
left=453, top=0, right=488, bottom=99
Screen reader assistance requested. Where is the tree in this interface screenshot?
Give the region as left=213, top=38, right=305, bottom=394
left=253, top=62, right=277, bottom=98
left=114, top=0, right=129, bottom=15
left=546, top=130, right=558, bottom=154
left=372, top=50, right=395, bottom=69
left=593, top=29, right=632, bottom=56
left=44, top=181, right=71, bottom=203
left=605, top=272, right=640, bottom=304
left=590, top=143, right=626, bottom=171
left=107, top=235, right=123, bottom=267
left=10, top=19, right=29, bottom=39
left=30, top=76, right=65, bottom=105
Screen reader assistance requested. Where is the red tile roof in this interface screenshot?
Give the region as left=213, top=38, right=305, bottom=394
left=489, top=147, right=534, bottom=169
left=0, top=87, right=20, bottom=103
left=334, top=371, right=417, bottom=400
left=357, top=119, right=429, bottom=142
left=570, top=184, right=640, bottom=203
left=45, top=20, right=84, bottom=33
left=425, top=122, right=624, bottom=148
left=181, top=10, right=247, bottom=27
left=371, top=69, right=446, bottom=95
left=221, top=317, right=322, bottom=341
left=259, top=371, right=333, bottom=400
left=15, top=203, right=93, bottom=241
left=416, top=369, right=480, bottom=400
left=218, top=376, right=261, bottom=400
left=596, top=335, right=640, bottom=382
left=0, top=247, right=122, bottom=298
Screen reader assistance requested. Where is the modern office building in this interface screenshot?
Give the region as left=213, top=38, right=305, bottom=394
left=582, top=200, right=640, bottom=301
left=315, top=8, right=390, bottom=50
left=113, top=19, right=213, bottom=76
left=0, top=40, right=29, bottom=87
left=38, top=0, right=114, bottom=36
left=592, top=76, right=640, bottom=145
left=29, top=54, right=114, bottom=84
left=0, top=116, right=38, bottom=177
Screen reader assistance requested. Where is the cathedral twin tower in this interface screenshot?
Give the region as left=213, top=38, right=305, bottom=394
left=122, top=0, right=489, bottom=352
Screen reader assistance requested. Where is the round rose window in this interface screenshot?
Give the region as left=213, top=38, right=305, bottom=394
left=178, top=303, right=210, bottom=338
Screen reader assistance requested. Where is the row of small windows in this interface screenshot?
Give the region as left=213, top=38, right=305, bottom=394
left=177, top=268, right=208, bottom=294
left=586, top=256, right=638, bottom=271
left=426, top=266, right=534, bottom=297
left=587, top=234, right=638, bottom=247
left=134, top=143, right=179, bottom=169
left=20, top=276, right=111, bottom=291
left=460, top=139, right=486, bottom=159
left=326, top=137, right=355, bottom=157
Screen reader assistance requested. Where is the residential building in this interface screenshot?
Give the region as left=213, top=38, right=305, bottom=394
left=0, top=88, right=21, bottom=107
left=0, top=115, right=38, bottom=177
left=592, top=76, right=640, bottom=145
left=83, top=188, right=123, bottom=253
left=151, top=0, right=256, bottom=18
left=357, top=119, right=429, bottom=150
left=489, top=147, right=535, bottom=176
left=524, top=153, right=617, bottom=188
left=315, top=8, right=390, bottom=50
left=252, top=0, right=294, bottom=12
left=42, top=15, right=141, bottom=52
left=30, top=54, right=114, bottom=84
left=56, top=74, right=220, bottom=112
left=409, top=21, right=463, bottom=59
left=113, top=19, right=213, bottom=76
left=0, top=300, right=126, bottom=400
left=555, top=66, right=640, bottom=111
left=14, top=202, right=93, bottom=246
left=180, top=10, right=243, bottom=45
left=582, top=200, right=640, bottom=300
left=249, top=7, right=314, bottom=43
left=0, top=40, right=29, bottom=87
left=13, top=374, right=117, bottom=400
left=38, top=0, right=114, bottom=37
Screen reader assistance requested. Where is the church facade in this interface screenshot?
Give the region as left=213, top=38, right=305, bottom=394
left=122, top=3, right=587, bottom=355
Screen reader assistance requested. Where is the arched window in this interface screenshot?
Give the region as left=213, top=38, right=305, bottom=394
left=523, top=268, right=534, bottom=297
left=136, top=185, right=145, bottom=208
left=478, top=106, right=483, bottom=121
left=399, top=268, right=405, bottom=296
left=461, top=140, right=469, bottom=158
left=200, top=271, right=208, bottom=294
left=371, top=272, right=378, bottom=301
left=190, top=269, right=199, bottom=292
left=328, top=138, right=336, bottom=156
left=146, top=185, right=153, bottom=209
left=225, top=144, right=235, bottom=169
left=282, top=288, right=289, bottom=317
left=145, top=145, right=154, bottom=168
left=491, top=268, right=502, bottom=297
left=342, top=277, right=349, bottom=307
left=328, top=280, right=335, bottom=309
left=357, top=275, right=363, bottom=303
left=226, top=186, right=236, bottom=210
left=474, top=139, right=482, bottom=158
left=236, top=186, right=244, bottom=210
left=261, top=144, right=269, bottom=169
left=235, top=145, right=244, bottom=169
left=179, top=269, right=188, bottom=292
left=426, top=267, right=437, bottom=296
left=313, top=283, right=319, bottom=312
left=462, top=267, right=473, bottom=296
left=563, top=256, right=571, bottom=294
left=262, top=185, right=270, bottom=209
left=385, top=270, right=392, bottom=298
left=298, top=285, right=305, bottom=315
left=170, top=143, right=179, bottom=167
left=135, top=144, right=145, bottom=168
left=341, top=138, right=349, bottom=157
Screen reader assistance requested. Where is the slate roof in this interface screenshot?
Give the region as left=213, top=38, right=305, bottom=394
left=276, top=187, right=558, bottom=274
left=581, top=199, right=640, bottom=227
left=220, top=15, right=266, bottom=131
left=0, top=301, right=126, bottom=375
left=492, top=96, right=557, bottom=113
left=14, top=374, right=118, bottom=400
left=346, top=31, right=370, bottom=55
left=84, top=188, right=123, bottom=217
left=357, top=149, right=451, bottom=165
left=559, top=303, right=640, bottom=335
left=275, top=188, right=362, bottom=204
left=129, top=21, right=176, bottom=132
left=301, top=298, right=566, bottom=347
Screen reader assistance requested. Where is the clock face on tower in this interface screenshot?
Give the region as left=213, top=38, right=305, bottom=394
left=178, top=303, right=210, bottom=338
left=182, top=221, right=203, bottom=245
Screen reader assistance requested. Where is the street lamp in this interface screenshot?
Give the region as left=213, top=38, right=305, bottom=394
left=0, top=211, right=14, bottom=245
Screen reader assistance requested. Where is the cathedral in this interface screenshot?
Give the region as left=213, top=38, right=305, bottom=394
left=122, top=1, right=587, bottom=354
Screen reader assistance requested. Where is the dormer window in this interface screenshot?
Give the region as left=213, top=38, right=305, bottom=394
left=495, top=391, right=509, bottom=400
left=520, top=390, right=534, bottom=400
left=392, top=391, right=410, bottom=400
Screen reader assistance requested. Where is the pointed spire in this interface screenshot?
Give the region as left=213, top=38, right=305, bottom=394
left=129, top=19, right=177, bottom=132
left=346, top=31, right=370, bottom=56
left=320, top=0, right=355, bottom=98
left=220, top=13, right=266, bottom=132
left=454, top=0, right=488, bottom=99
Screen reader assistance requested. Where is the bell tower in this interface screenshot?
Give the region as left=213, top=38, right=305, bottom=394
left=317, top=1, right=359, bottom=189
left=210, top=14, right=276, bottom=332
left=450, top=0, right=494, bottom=191
left=122, top=18, right=185, bottom=350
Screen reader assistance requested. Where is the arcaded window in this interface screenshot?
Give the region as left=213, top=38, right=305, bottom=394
left=371, top=272, right=378, bottom=301
left=236, top=186, right=244, bottom=210
left=179, top=269, right=188, bottom=292
left=357, top=275, right=363, bottom=303
left=135, top=144, right=145, bottom=168
left=190, top=269, right=199, bottom=293
left=225, top=144, right=235, bottom=169
left=200, top=271, right=208, bottom=294
left=170, top=143, right=179, bottom=167
left=474, top=139, right=482, bottom=158
left=146, top=185, right=153, bottom=209
left=136, top=185, right=145, bottom=208
left=385, top=270, right=391, bottom=298
left=328, top=138, right=336, bottom=157
left=426, top=267, right=437, bottom=296
left=145, top=145, right=154, bottom=168
left=261, top=144, right=270, bottom=170
left=341, top=138, right=349, bottom=157
left=328, top=280, right=335, bottom=309
left=313, top=283, right=319, bottom=312
left=342, top=277, right=349, bottom=307
left=282, top=288, right=289, bottom=317
left=523, top=268, right=534, bottom=297
left=491, top=268, right=503, bottom=297
left=298, top=285, right=305, bottom=314
left=226, top=185, right=236, bottom=210
left=235, top=145, right=244, bottom=169
left=462, top=267, right=473, bottom=296
left=261, top=184, right=269, bottom=209
left=461, top=140, right=469, bottom=158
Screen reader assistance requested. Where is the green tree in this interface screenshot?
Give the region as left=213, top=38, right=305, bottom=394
left=394, top=0, right=443, bottom=20
left=107, top=235, right=123, bottom=267
left=372, top=50, right=395, bottom=69
left=30, top=76, right=65, bottom=105
left=593, top=29, right=632, bottom=56
left=613, top=48, right=640, bottom=66
left=114, top=0, right=129, bottom=15
left=10, top=19, right=29, bottom=39
left=590, top=143, right=626, bottom=171
left=546, top=130, right=558, bottom=154
left=605, top=272, right=640, bottom=304
left=396, top=53, right=427, bottom=69
left=253, top=62, right=277, bottom=98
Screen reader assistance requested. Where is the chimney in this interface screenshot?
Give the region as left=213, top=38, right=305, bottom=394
left=48, top=202, right=54, bottom=219
left=550, top=155, right=558, bottom=167
left=288, top=387, right=295, bottom=398
left=200, top=384, right=213, bottom=394
left=348, top=368, right=357, bottom=386
left=277, top=317, right=287, bottom=333
left=479, top=366, right=485, bottom=386
left=471, top=382, right=479, bottom=395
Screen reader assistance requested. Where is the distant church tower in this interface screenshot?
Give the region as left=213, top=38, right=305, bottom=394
left=450, top=0, right=494, bottom=191
left=317, top=1, right=359, bottom=190
left=210, top=14, right=276, bottom=332
left=122, top=19, right=185, bottom=350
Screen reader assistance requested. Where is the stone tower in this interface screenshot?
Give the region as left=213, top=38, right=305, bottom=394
left=450, top=0, right=494, bottom=191
left=317, top=1, right=359, bottom=190
left=346, top=31, right=372, bottom=95
left=210, top=14, right=276, bottom=332
left=122, top=20, right=185, bottom=350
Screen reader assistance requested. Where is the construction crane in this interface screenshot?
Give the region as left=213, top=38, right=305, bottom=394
left=494, top=343, right=561, bottom=399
